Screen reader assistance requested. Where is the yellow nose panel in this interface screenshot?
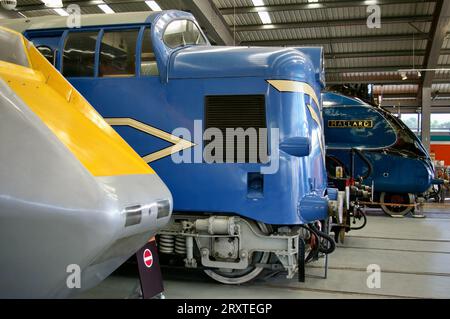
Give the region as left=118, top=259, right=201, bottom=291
left=0, top=28, right=153, bottom=176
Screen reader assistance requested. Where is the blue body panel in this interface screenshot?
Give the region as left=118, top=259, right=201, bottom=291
left=24, top=10, right=329, bottom=225
left=323, top=92, right=434, bottom=195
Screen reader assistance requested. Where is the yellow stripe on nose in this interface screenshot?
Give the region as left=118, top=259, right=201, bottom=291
left=0, top=27, right=154, bottom=177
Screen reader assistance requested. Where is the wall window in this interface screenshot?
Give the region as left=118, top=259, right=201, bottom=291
left=0, top=29, right=29, bottom=67
left=400, top=113, right=420, bottom=134
left=163, top=19, right=207, bottom=49
left=431, top=113, right=450, bottom=132
left=140, top=28, right=159, bottom=76
left=63, top=31, right=98, bottom=77
left=99, top=30, right=138, bottom=77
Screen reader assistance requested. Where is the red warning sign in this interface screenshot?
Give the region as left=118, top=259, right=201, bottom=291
left=143, top=248, right=153, bottom=268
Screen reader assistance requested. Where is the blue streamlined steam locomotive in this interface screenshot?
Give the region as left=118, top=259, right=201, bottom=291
left=323, top=92, right=436, bottom=217
left=4, top=10, right=337, bottom=283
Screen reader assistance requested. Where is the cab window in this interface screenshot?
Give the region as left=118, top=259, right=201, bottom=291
left=140, top=28, right=159, bottom=76
left=37, top=46, right=55, bottom=65
left=99, top=29, right=138, bottom=77
left=63, top=31, right=98, bottom=77
left=0, top=29, right=29, bottom=67
left=163, top=20, right=207, bottom=49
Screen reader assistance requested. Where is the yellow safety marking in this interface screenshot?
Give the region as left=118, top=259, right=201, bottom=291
left=105, top=118, right=195, bottom=163
left=0, top=28, right=153, bottom=176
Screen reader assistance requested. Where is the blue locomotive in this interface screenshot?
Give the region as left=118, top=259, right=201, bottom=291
left=323, top=92, right=435, bottom=216
left=4, top=10, right=337, bottom=283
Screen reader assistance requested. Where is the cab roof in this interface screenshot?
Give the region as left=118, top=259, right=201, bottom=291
left=0, top=11, right=166, bottom=33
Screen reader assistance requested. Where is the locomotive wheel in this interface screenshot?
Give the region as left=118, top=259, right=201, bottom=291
left=203, top=223, right=271, bottom=285
left=380, top=192, right=415, bottom=217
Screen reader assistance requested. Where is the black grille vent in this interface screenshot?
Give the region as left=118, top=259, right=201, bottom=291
left=204, top=95, right=268, bottom=163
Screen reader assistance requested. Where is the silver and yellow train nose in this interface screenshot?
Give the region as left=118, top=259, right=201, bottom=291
left=0, top=27, right=172, bottom=298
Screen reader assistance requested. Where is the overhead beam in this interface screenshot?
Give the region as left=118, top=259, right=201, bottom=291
left=327, top=77, right=450, bottom=84
left=327, top=64, right=450, bottom=73
left=160, top=0, right=235, bottom=46
left=16, top=0, right=132, bottom=11
left=240, top=33, right=430, bottom=46
left=220, top=0, right=436, bottom=15
left=421, top=0, right=450, bottom=87
left=382, top=99, right=450, bottom=107
left=0, top=7, right=22, bottom=19
left=383, top=105, right=450, bottom=112
left=326, top=79, right=420, bottom=85
left=233, top=15, right=433, bottom=32
left=326, top=49, right=450, bottom=59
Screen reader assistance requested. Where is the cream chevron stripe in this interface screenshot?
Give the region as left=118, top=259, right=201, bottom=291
left=267, top=80, right=325, bottom=163
left=105, top=118, right=195, bottom=163
left=267, top=80, right=320, bottom=108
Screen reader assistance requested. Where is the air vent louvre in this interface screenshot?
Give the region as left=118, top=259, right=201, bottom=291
left=204, top=95, right=267, bottom=163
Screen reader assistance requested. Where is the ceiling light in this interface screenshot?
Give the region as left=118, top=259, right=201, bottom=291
left=41, top=0, right=63, bottom=8
left=307, top=0, right=319, bottom=2
left=252, top=0, right=265, bottom=6
left=98, top=4, right=115, bottom=14
left=53, top=8, right=68, bottom=16
left=145, top=1, right=161, bottom=11
left=417, top=71, right=422, bottom=78
left=258, top=11, right=272, bottom=24
left=400, top=71, right=407, bottom=80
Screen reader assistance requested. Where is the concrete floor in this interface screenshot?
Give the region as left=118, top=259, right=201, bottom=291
left=78, top=203, right=450, bottom=299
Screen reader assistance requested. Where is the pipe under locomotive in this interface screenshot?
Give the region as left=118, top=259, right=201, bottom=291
left=0, top=27, right=172, bottom=298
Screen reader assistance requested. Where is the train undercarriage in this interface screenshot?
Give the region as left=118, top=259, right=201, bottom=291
left=157, top=214, right=336, bottom=284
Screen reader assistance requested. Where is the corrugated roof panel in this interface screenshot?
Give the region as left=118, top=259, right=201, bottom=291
left=373, top=84, right=419, bottom=94
left=432, top=84, right=450, bottom=93
left=215, top=0, right=435, bottom=15
left=327, top=56, right=423, bottom=69
left=213, top=0, right=254, bottom=8
left=214, top=0, right=313, bottom=7
left=331, top=40, right=428, bottom=53
left=17, top=0, right=42, bottom=5
left=328, top=23, right=430, bottom=38
left=237, top=26, right=332, bottom=42
left=237, top=22, right=430, bottom=42
left=269, top=8, right=334, bottom=23
left=327, top=71, right=406, bottom=79
left=443, top=38, right=450, bottom=49
left=80, top=6, right=103, bottom=15
left=434, top=69, right=450, bottom=77
left=109, top=2, right=151, bottom=13
left=21, top=9, right=57, bottom=17
left=438, top=55, right=450, bottom=65
left=227, top=8, right=433, bottom=27
left=264, top=0, right=310, bottom=5
left=224, top=12, right=262, bottom=25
